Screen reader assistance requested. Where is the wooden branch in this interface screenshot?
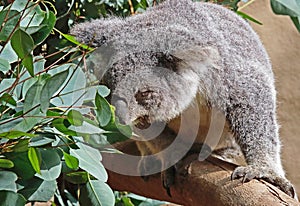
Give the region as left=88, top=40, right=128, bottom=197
left=102, top=140, right=299, bottom=206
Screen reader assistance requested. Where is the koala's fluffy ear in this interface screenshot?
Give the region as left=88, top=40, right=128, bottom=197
left=70, top=18, right=123, bottom=47
left=172, top=45, right=220, bottom=71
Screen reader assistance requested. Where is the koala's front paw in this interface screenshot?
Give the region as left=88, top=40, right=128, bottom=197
left=161, top=166, right=176, bottom=197
left=231, top=166, right=296, bottom=199
left=138, top=156, right=176, bottom=197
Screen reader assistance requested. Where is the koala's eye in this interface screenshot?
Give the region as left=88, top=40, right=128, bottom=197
left=155, top=52, right=181, bottom=72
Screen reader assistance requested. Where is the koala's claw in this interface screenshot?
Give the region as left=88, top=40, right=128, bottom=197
left=162, top=166, right=176, bottom=197
left=231, top=166, right=296, bottom=199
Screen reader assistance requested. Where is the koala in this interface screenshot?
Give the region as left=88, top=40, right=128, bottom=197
left=71, top=0, right=297, bottom=199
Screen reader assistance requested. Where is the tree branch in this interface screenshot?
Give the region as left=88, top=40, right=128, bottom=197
left=102, top=140, right=298, bottom=206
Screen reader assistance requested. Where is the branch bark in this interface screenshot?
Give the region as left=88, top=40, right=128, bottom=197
left=102, top=140, right=299, bottom=206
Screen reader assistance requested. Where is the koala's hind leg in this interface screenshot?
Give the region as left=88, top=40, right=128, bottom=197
left=225, top=69, right=296, bottom=198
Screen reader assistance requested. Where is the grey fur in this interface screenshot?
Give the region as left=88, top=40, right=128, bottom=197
left=71, top=0, right=296, bottom=198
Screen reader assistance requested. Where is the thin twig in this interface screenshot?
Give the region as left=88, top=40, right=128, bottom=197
left=128, top=0, right=135, bottom=15
left=238, top=0, right=256, bottom=10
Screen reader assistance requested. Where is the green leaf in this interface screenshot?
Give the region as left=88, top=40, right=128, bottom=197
left=0, top=10, right=20, bottom=41
left=31, top=11, right=56, bottom=45
left=29, top=136, right=54, bottom=147
left=13, top=77, right=46, bottom=132
left=18, top=177, right=57, bottom=202
left=12, top=139, right=29, bottom=152
left=97, top=85, right=111, bottom=97
left=57, top=29, right=94, bottom=51
left=63, top=152, right=79, bottom=170
left=0, top=171, right=17, bottom=192
left=52, top=118, right=77, bottom=136
left=271, top=0, right=300, bottom=16
left=49, top=64, right=86, bottom=108
left=271, top=0, right=300, bottom=32
left=95, top=92, right=112, bottom=127
left=0, top=41, right=18, bottom=63
left=69, top=121, right=105, bottom=135
left=35, top=149, right=62, bottom=181
left=67, top=110, right=84, bottom=126
left=0, top=191, right=26, bottom=206
left=70, top=142, right=108, bottom=181
left=40, top=68, right=69, bottom=112
left=11, top=1, right=44, bottom=28
left=0, top=130, right=35, bottom=139
left=21, top=54, right=34, bottom=77
left=236, top=11, right=263, bottom=25
left=0, top=58, right=11, bottom=72
left=79, top=180, right=115, bottom=206
left=5, top=151, right=35, bottom=180
left=0, top=93, right=16, bottom=106
left=11, top=29, right=34, bottom=59
left=121, top=197, right=134, bottom=206
left=23, top=76, right=47, bottom=113
left=291, top=16, right=300, bottom=31
left=28, top=147, right=41, bottom=174
left=0, top=159, right=14, bottom=169
left=65, top=171, right=89, bottom=184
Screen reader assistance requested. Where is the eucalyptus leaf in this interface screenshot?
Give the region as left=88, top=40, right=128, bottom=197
left=18, top=177, right=57, bottom=202
left=23, top=76, right=47, bottom=113
left=0, top=159, right=14, bottom=169
left=0, top=171, right=18, bottom=192
left=21, top=53, right=34, bottom=77
left=79, top=180, right=115, bottom=206
left=67, top=110, right=84, bottom=126
left=95, top=92, right=112, bottom=127
left=69, top=121, right=105, bottom=134
left=11, top=29, right=34, bottom=59
left=52, top=118, right=77, bottom=136
left=0, top=79, right=15, bottom=93
left=70, top=142, right=108, bottom=181
left=13, top=139, right=29, bottom=152
left=4, top=151, right=35, bottom=180
left=28, top=147, right=41, bottom=174
left=32, top=11, right=56, bottom=45
left=0, top=10, right=20, bottom=41
left=0, top=130, right=35, bottom=139
left=11, top=1, right=45, bottom=28
left=0, top=93, right=16, bottom=106
left=40, top=68, right=69, bottom=112
left=63, top=152, right=79, bottom=170
left=0, top=58, right=11, bottom=72
left=65, top=171, right=89, bottom=184
left=0, top=191, right=26, bottom=206
left=49, top=64, right=87, bottom=108
left=291, top=16, right=300, bottom=31
left=0, top=42, right=18, bottom=63
left=35, top=149, right=62, bottom=181
left=29, top=136, right=54, bottom=147
left=273, top=0, right=300, bottom=16
left=59, top=31, right=94, bottom=51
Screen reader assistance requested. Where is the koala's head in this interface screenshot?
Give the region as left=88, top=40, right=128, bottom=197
left=102, top=51, right=200, bottom=129
left=71, top=17, right=218, bottom=129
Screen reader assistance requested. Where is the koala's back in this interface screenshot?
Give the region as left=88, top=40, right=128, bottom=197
left=115, top=0, right=271, bottom=71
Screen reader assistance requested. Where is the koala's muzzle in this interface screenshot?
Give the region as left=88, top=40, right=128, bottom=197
left=134, top=115, right=151, bottom=129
